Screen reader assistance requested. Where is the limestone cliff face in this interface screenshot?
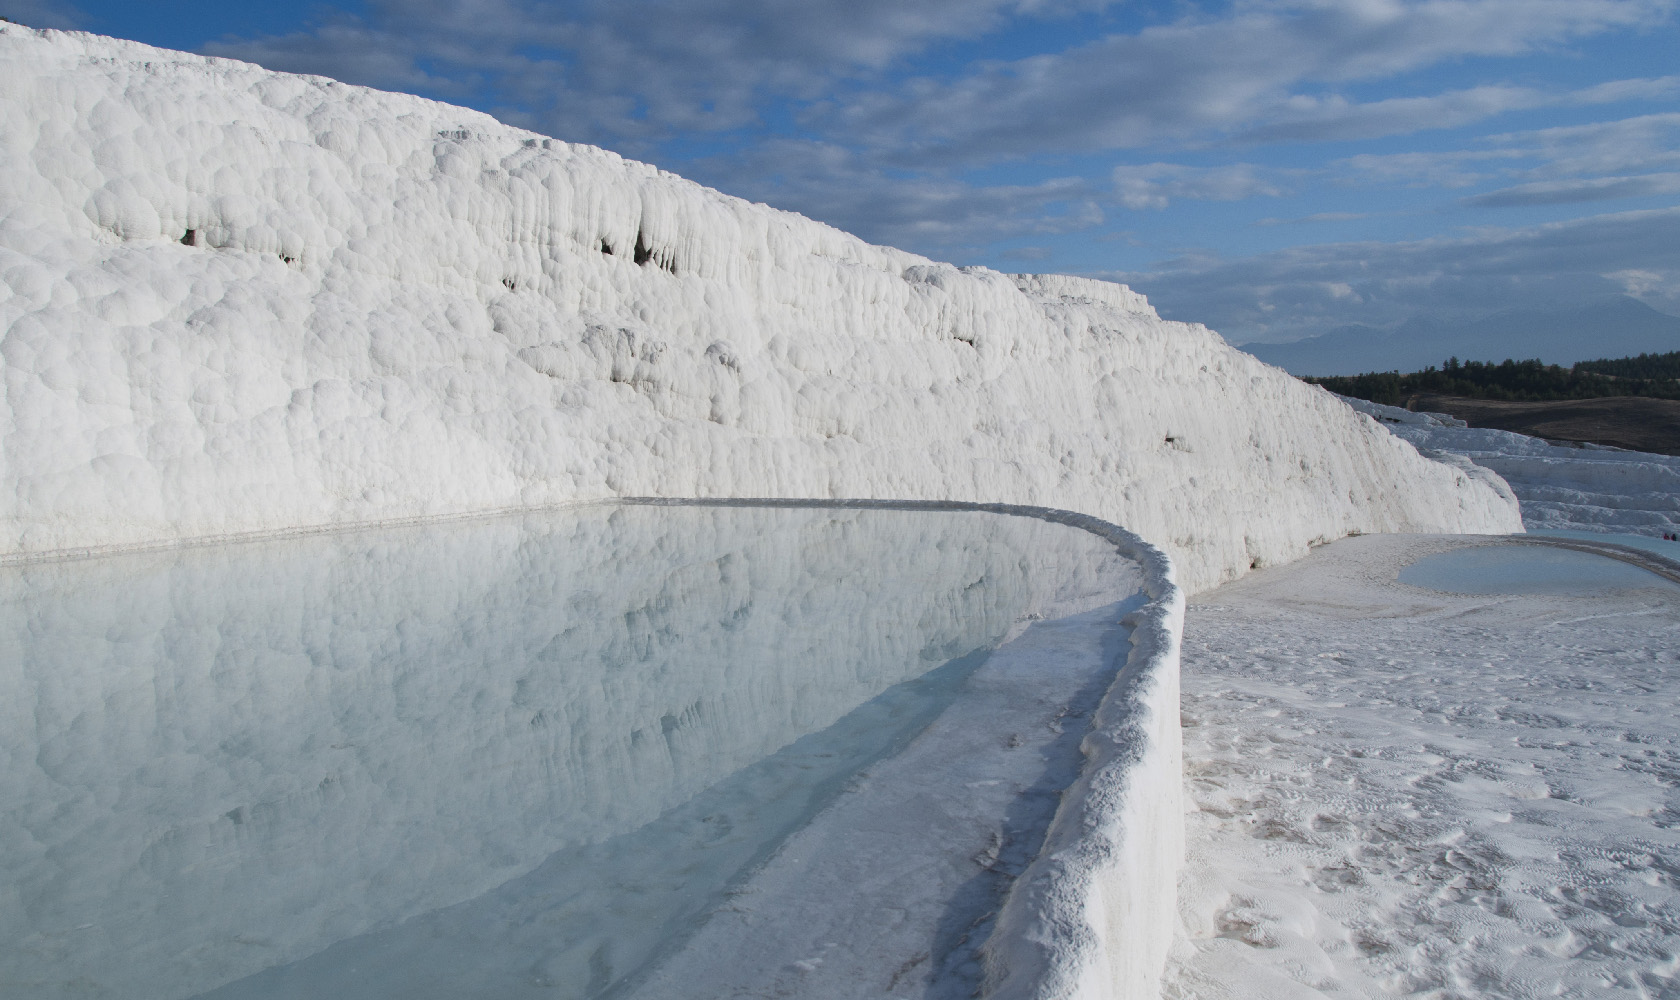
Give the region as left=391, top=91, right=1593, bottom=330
left=0, top=25, right=1520, bottom=591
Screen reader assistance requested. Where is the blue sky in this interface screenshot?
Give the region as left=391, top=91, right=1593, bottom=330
left=7, top=0, right=1679, bottom=358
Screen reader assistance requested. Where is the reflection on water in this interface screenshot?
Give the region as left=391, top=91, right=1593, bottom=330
left=0, top=504, right=1135, bottom=1000
left=1400, top=543, right=1678, bottom=595
left=203, top=649, right=994, bottom=1000
left=1529, top=529, right=1680, bottom=562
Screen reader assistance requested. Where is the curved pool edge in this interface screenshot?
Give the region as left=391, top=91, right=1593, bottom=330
left=620, top=498, right=1186, bottom=1000
left=7, top=494, right=1186, bottom=1000
left=1504, top=534, right=1680, bottom=587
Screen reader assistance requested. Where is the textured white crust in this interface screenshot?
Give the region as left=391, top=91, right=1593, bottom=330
left=1341, top=396, right=1679, bottom=536
left=0, top=25, right=1519, bottom=593
left=623, top=499, right=1187, bottom=1000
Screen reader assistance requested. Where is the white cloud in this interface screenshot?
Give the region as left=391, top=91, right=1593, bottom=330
left=1116, top=206, right=1680, bottom=340
left=1254, top=212, right=1371, bottom=226
left=1465, top=172, right=1680, bottom=206
left=1338, top=148, right=1525, bottom=187
left=206, top=0, right=1123, bottom=150
left=1111, top=163, right=1285, bottom=209
left=1335, top=110, right=1680, bottom=200
left=1233, top=85, right=1551, bottom=144
left=1487, top=111, right=1680, bottom=175
left=199, top=0, right=1676, bottom=165
left=1605, top=267, right=1680, bottom=300
left=686, top=140, right=1103, bottom=253
left=1231, top=76, right=1680, bottom=146
left=826, top=0, right=1674, bottom=161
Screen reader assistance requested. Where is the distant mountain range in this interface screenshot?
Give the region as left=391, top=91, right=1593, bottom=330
left=1239, top=297, right=1680, bottom=376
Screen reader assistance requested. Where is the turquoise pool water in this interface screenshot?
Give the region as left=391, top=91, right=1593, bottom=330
left=1528, top=529, right=1680, bottom=563
left=0, top=503, right=1140, bottom=1000
left=1400, top=543, right=1680, bottom=596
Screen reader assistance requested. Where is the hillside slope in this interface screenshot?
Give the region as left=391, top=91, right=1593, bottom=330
left=0, top=25, right=1520, bottom=591
left=1408, top=394, right=1680, bottom=457
left=1339, top=398, right=1679, bottom=536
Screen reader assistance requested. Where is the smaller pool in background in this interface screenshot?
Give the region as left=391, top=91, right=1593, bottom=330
left=1529, top=529, right=1680, bottom=563
left=1400, top=543, right=1680, bottom=596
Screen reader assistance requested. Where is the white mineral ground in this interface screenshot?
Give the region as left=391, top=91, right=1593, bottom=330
left=1165, top=533, right=1680, bottom=999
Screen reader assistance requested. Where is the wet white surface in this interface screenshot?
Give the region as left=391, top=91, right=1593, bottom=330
left=1168, top=534, right=1680, bottom=999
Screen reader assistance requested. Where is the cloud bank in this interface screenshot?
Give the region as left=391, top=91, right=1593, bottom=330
left=1123, top=207, right=1680, bottom=342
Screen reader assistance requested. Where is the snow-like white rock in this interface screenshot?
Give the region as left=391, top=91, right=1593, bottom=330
left=1168, top=533, right=1680, bottom=1000
left=0, top=25, right=1519, bottom=592
left=1343, top=397, right=1680, bottom=536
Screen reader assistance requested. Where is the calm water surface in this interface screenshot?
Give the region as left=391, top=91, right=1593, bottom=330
left=1529, top=529, right=1680, bottom=562
left=0, top=504, right=1137, bottom=999
left=1400, top=543, right=1679, bottom=595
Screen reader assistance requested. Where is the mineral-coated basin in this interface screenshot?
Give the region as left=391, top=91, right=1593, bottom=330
left=1399, top=542, right=1679, bottom=595
left=0, top=503, right=1143, bottom=999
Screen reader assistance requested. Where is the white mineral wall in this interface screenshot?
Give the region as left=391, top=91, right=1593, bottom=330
left=1340, top=397, right=1680, bottom=535
left=0, top=26, right=1521, bottom=592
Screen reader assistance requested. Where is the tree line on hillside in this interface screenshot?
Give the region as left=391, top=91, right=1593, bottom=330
left=1303, top=352, right=1680, bottom=406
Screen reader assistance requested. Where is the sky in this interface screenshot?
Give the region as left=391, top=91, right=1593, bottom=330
left=6, top=0, right=1679, bottom=359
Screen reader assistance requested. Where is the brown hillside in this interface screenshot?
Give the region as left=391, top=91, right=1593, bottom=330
left=1408, top=394, right=1680, bottom=456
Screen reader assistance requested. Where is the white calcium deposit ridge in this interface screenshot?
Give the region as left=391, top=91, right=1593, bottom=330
left=0, top=25, right=1518, bottom=590
left=1341, top=397, right=1680, bottom=536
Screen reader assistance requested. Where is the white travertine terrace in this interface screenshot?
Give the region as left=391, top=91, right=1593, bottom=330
left=0, top=25, right=1519, bottom=595
left=1341, top=397, right=1679, bottom=537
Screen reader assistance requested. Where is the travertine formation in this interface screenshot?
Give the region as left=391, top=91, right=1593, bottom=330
left=0, top=25, right=1519, bottom=592
left=1342, top=397, right=1679, bottom=536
